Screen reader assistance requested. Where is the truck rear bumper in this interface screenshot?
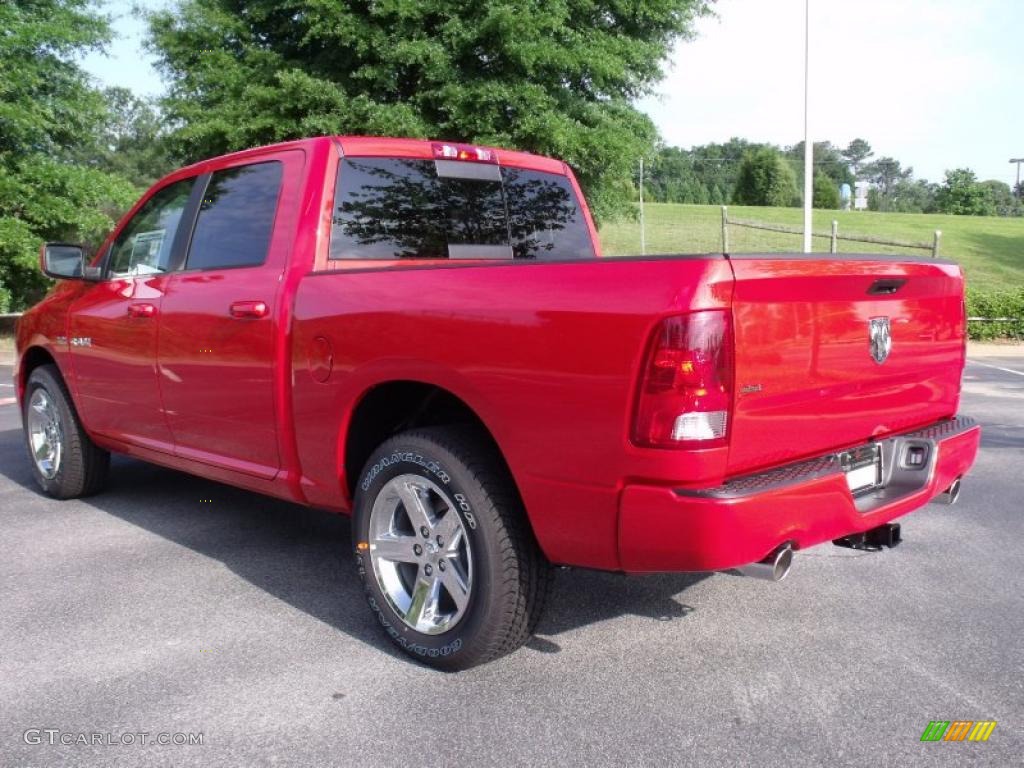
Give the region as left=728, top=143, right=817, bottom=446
left=618, top=416, right=981, bottom=572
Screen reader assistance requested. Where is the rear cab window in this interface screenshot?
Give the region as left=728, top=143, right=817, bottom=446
left=329, top=157, right=595, bottom=263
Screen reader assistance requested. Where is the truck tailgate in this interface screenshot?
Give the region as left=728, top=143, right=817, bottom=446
left=726, top=256, right=965, bottom=475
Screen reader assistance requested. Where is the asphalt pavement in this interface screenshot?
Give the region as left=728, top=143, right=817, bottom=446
left=0, top=357, right=1021, bottom=767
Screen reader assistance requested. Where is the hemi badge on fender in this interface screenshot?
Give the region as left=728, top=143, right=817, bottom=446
left=740, top=384, right=763, bottom=394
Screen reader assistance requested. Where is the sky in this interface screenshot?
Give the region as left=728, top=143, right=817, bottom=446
left=81, top=0, right=1024, bottom=187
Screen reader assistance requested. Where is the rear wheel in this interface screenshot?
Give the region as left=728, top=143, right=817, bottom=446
left=352, top=426, right=548, bottom=670
left=23, top=365, right=109, bottom=499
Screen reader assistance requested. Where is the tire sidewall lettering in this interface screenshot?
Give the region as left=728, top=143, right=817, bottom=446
left=357, top=562, right=464, bottom=657
left=361, top=451, right=451, bottom=493
left=355, top=447, right=479, bottom=659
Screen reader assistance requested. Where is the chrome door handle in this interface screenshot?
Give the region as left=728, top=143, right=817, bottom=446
left=127, top=303, right=156, bottom=318
left=229, top=300, right=269, bottom=319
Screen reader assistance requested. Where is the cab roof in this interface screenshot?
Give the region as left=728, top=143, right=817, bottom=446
left=178, top=135, right=568, bottom=176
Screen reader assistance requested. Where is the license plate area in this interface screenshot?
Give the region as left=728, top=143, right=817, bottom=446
left=841, top=444, right=883, bottom=496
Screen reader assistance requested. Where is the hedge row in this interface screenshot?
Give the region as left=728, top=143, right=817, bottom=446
left=967, top=288, right=1024, bottom=340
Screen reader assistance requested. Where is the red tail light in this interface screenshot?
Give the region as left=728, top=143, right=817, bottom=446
left=632, top=310, right=734, bottom=449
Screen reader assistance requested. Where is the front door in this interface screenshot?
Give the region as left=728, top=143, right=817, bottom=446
left=69, top=177, right=198, bottom=450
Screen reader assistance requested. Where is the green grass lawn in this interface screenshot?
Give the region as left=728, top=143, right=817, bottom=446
left=599, top=203, right=1024, bottom=293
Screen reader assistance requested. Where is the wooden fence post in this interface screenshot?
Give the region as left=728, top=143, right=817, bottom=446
left=932, top=230, right=942, bottom=258
left=721, top=206, right=729, bottom=254
left=830, top=220, right=838, bottom=254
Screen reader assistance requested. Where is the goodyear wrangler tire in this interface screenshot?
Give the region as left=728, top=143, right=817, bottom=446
left=353, top=426, right=549, bottom=670
left=23, top=365, right=110, bottom=499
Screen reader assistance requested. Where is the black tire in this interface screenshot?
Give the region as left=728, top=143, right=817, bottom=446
left=23, top=364, right=110, bottom=499
left=352, top=426, right=549, bottom=670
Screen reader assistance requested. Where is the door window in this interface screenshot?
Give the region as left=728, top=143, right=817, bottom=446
left=185, top=161, right=283, bottom=270
left=107, top=179, right=195, bottom=277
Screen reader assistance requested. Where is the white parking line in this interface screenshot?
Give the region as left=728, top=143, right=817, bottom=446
left=968, top=360, right=1024, bottom=377
left=0, top=397, right=15, bottom=407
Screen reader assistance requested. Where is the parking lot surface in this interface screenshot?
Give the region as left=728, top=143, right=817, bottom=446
left=1, top=357, right=1021, bottom=767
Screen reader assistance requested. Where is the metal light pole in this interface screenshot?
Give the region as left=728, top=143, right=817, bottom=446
left=1011, top=158, right=1024, bottom=190
left=639, top=156, right=646, bottom=255
left=802, top=0, right=813, bottom=253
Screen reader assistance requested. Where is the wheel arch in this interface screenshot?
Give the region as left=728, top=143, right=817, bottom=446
left=342, top=380, right=526, bottom=513
left=17, top=345, right=60, bottom=404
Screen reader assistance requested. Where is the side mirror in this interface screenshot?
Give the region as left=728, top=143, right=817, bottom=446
left=40, top=243, right=92, bottom=280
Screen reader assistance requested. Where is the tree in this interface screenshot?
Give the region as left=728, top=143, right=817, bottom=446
left=812, top=171, right=839, bottom=209
left=732, top=148, right=799, bottom=207
left=886, top=179, right=939, bottom=213
left=786, top=141, right=854, bottom=191
left=935, top=168, right=994, bottom=216
left=89, top=87, right=176, bottom=188
left=979, top=180, right=1022, bottom=217
left=145, top=0, right=712, bottom=223
left=644, top=146, right=708, bottom=204
left=862, top=156, right=911, bottom=196
left=0, top=0, right=138, bottom=311
left=842, top=138, right=873, bottom=179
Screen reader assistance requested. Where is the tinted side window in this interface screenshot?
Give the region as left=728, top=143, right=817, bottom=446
left=186, top=161, right=282, bottom=270
left=503, top=168, right=595, bottom=260
left=108, top=179, right=194, bottom=277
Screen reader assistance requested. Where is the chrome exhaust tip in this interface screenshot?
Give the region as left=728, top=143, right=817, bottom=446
left=936, top=477, right=962, bottom=505
left=737, top=543, right=794, bottom=582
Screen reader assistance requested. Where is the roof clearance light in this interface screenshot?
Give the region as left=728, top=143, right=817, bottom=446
left=431, top=142, right=497, bottom=163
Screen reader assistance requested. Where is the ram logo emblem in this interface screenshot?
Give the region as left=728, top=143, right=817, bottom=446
left=869, top=317, right=891, bottom=364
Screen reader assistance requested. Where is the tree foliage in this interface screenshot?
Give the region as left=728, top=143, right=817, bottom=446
left=935, top=168, right=995, bottom=216
left=145, top=0, right=712, bottom=223
left=861, top=156, right=911, bottom=197
left=90, top=87, right=176, bottom=188
left=643, top=138, right=769, bottom=204
left=841, top=138, right=872, bottom=178
left=979, top=180, right=1022, bottom=217
left=732, top=147, right=798, bottom=207
left=0, top=0, right=138, bottom=311
left=868, top=178, right=938, bottom=214
left=785, top=141, right=854, bottom=191
left=812, top=171, right=839, bottom=209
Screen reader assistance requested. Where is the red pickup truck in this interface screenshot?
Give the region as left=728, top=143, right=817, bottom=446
left=15, top=136, right=980, bottom=669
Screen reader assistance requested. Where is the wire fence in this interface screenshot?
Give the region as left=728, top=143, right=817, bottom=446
left=721, top=207, right=941, bottom=257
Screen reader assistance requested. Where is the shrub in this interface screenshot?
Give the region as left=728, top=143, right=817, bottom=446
left=812, top=171, right=840, bottom=209
left=732, top=148, right=799, bottom=207
left=966, top=287, right=1024, bottom=340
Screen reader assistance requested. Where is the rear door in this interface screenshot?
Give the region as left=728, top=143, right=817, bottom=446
left=726, top=255, right=965, bottom=475
left=157, top=151, right=302, bottom=478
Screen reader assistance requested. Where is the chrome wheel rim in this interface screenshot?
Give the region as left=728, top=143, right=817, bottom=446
left=27, top=389, right=63, bottom=480
left=368, top=474, right=473, bottom=635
